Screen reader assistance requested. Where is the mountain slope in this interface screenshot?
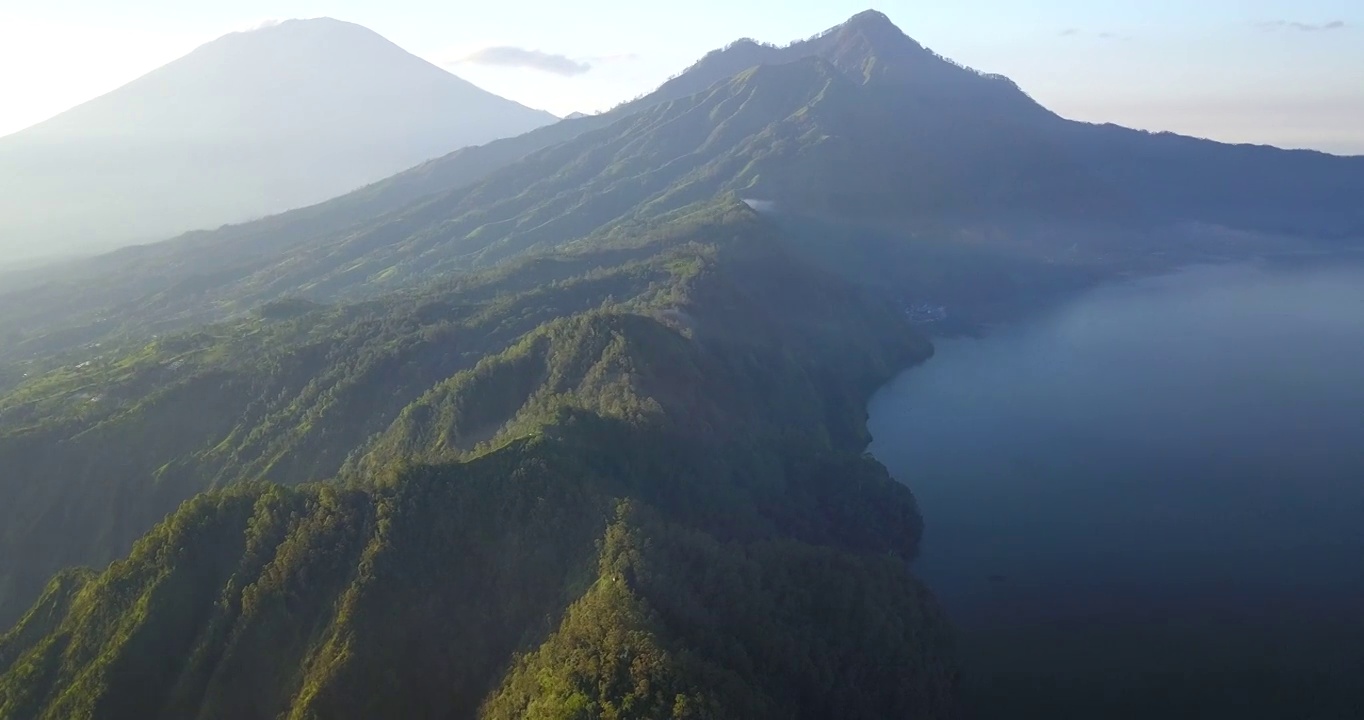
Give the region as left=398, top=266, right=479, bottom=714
left=3, top=11, right=1361, bottom=364
left=0, top=202, right=957, bottom=718
left=0, top=39, right=1104, bottom=359
left=0, top=18, right=555, bottom=261
left=0, top=212, right=732, bottom=620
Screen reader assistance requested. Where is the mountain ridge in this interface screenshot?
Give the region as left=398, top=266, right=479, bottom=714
left=0, top=14, right=1121, bottom=359
left=5, top=9, right=1353, bottom=290
left=0, top=201, right=957, bottom=719
left=8, top=7, right=1356, bottom=338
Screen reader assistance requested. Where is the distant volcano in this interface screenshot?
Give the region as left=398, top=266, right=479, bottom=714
left=0, top=18, right=556, bottom=261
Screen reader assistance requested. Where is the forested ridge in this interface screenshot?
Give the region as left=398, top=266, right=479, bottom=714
left=0, top=202, right=958, bottom=718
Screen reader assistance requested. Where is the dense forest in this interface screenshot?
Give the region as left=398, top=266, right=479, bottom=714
left=0, top=202, right=959, bottom=718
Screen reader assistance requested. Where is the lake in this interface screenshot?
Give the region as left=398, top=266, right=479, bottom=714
left=867, top=260, right=1364, bottom=718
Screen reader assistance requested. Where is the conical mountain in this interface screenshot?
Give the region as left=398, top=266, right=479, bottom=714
left=652, top=9, right=1042, bottom=114
left=0, top=18, right=555, bottom=262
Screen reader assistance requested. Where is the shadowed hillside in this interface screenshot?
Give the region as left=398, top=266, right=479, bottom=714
left=0, top=202, right=957, bottom=718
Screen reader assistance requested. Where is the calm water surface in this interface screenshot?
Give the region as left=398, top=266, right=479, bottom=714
left=868, top=260, right=1364, bottom=716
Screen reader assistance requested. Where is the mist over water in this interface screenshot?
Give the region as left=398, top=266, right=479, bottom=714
left=868, top=259, right=1364, bottom=714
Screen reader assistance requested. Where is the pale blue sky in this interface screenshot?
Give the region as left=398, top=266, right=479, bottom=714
left=2, top=0, right=1361, bottom=153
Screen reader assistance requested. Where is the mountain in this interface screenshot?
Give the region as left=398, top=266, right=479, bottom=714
left=0, top=18, right=555, bottom=262
left=0, top=9, right=1361, bottom=717
left=2, top=10, right=1361, bottom=362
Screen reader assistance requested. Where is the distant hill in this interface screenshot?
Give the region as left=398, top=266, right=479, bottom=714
left=0, top=18, right=555, bottom=261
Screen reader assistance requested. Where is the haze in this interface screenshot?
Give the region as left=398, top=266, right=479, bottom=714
left=0, top=18, right=554, bottom=262
left=3, top=1, right=1363, bottom=153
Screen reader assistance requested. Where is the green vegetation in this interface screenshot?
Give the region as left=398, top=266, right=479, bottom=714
left=0, top=199, right=955, bottom=718
left=0, top=205, right=743, bottom=624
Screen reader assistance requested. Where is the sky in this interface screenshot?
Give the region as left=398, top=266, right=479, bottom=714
left=1, top=0, right=1361, bottom=154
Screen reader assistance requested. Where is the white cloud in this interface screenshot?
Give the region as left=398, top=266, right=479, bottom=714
left=456, top=46, right=591, bottom=76
left=1257, top=20, right=1347, bottom=33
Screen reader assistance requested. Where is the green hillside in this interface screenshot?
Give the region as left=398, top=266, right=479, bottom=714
left=0, top=202, right=957, bottom=718
left=0, top=204, right=772, bottom=622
